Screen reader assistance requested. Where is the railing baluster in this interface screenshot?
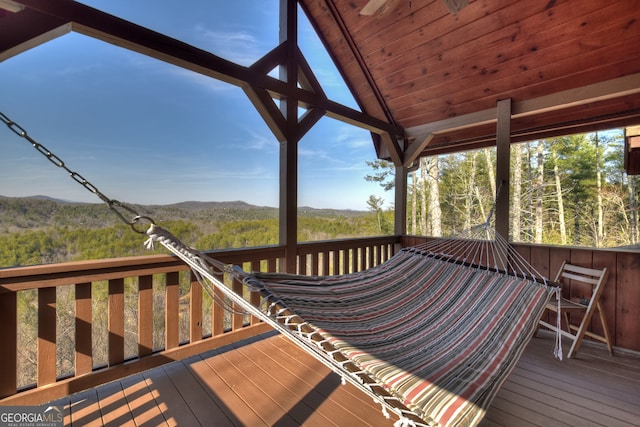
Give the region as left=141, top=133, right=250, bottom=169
left=137, top=276, right=153, bottom=357
left=310, top=252, right=319, bottom=276
left=342, top=249, right=349, bottom=274
left=268, top=258, right=277, bottom=273
left=232, top=277, right=244, bottom=330
left=332, top=250, right=340, bottom=275
left=351, top=248, right=358, bottom=273
left=37, top=287, right=57, bottom=386
left=165, top=272, right=180, bottom=350
left=320, top=251, right=328, bottom=275
left=190, top=275, right=203, bottom=342
left=0, top=291, right=17, bottom=398
left=212, top=270, right=225, bottom=336
left=250, top=260, right=261, bottom=325
left=75, top=282, right=93, bottom=375
left=108, top=278, right=125, bottom=366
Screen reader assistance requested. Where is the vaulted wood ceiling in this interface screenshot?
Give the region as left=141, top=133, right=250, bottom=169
left=299, top=0, right=640, bottom=163
left=2, top=0, right=640, bottom=168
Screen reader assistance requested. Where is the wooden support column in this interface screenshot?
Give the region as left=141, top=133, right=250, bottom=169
left=496, top=98, right=512, bottom=241
left=394, top=164, right=407, bottom=236
left=279, top=0, right=299, bottom=273
left=0, top=291, right=17, bottom=398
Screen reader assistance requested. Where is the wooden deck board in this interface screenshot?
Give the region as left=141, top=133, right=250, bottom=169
left=50, top=330, right=640, bottom=427
left=67, top=388, right=103, bottom=426
left=119, top=374, right=169, bottom=426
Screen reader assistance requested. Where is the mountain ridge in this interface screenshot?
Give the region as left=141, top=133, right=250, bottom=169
left=0, top=195, right=367, bottom=232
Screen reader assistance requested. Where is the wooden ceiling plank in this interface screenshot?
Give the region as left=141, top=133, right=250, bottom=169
left=360, top=0, right=533, bottom=80
left=386, top=1, right=639, bottom=124
left=372, top=0, right=623, bottom=84
left=405, top=51, right=640, bottom=131
left=395, top=39, right=640, bottom=128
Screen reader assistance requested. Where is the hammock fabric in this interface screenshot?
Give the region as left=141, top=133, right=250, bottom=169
left=145, top=225, right=556, bottom=427
left=243, top=249, right=552, bottom=427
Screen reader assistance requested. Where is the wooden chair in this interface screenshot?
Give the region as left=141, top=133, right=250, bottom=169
left=538, top=261, right=612, bottom=358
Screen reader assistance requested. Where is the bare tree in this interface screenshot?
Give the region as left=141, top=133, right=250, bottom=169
left=410, top=171, right=417, bottom=234
left=551, top=146, right=567, bottom=245
left=420, top=157, right=428, bottom=235
left=427, top=157, right=442, bottom=236
left=630, top=174, right=639, bottom=245
left=534, top=140, right=545, bottom=244
left=595, top=132, right=605, bottom=247
left=511, top=144, right=523, bottom=241
left=464, top=152, right=478, bottom=230
left=483, top=148, right=497, bottom=201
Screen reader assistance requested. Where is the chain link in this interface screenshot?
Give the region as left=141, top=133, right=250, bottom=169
left=1, top=111, right=155, bottom=233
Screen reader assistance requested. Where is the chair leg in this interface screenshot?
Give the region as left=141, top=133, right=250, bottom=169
left=596, top=301, right=614, bottom=355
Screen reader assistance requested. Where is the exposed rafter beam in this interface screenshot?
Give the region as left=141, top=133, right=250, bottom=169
left=0, top=8, right=70, bottom=61
left=404, top=72, right=640, bottom=164
left=6, top=0, right=402, bottom=140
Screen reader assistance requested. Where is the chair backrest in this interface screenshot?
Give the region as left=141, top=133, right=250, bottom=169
left=554, top=262, right=608, bottom=305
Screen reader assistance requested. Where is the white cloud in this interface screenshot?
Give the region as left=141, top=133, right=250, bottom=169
left=243, top=130, right=278, bottom=151
left=194, top=26, right=266, bottom=66
left=335, top=125, right=374, bottom=150
left=165, top=66, right=240, bottom=93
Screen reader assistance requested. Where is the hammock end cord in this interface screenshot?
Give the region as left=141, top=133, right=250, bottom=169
left=142, top=222, right=233, bottom=275
left=553, top=287, right=564, bottom=361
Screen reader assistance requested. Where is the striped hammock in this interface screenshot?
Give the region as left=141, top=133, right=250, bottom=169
left=145, top=225, right=557, bottom=427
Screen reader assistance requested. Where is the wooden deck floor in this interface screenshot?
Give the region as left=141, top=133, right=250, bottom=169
left=51, top=330, right=640, bottom=427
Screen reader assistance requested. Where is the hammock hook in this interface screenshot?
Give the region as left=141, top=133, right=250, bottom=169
left=130, top=215, right=156, bottom=234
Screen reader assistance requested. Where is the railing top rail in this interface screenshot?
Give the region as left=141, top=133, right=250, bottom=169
left=0, top=237, right=401, bottom=291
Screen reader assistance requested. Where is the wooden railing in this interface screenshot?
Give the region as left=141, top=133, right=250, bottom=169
left=403, top=236, right=640, bottom=353
left=0, top=235, right=400, bottom=405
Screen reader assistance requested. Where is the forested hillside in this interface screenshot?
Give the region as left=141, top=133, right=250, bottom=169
left=397, top=131, right=638, bottom=248
left=0, top=196, right=385, bottom=267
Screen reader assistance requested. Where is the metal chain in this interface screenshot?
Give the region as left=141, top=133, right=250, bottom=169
left=1, top=111, right=155, bottom=233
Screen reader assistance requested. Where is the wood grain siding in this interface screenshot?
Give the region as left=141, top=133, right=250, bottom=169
left=616, top=251, right=640, bottom=351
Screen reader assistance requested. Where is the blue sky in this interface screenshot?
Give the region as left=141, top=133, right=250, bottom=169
left=0, top=1, right=384, bottom=210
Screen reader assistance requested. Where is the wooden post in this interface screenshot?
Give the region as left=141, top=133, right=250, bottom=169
left=0, top=291, right=17, bottom=398
left=38, top=287, right=57, bottom=386
left=108, top=278, right=125, bottom=366
left=75, top=282, right=93, bottom=375
left=394, top=164, right=408, bottom=236
left=496, top=99, right=512, bottom=241
left=279, top=0, right=299, bottom=273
